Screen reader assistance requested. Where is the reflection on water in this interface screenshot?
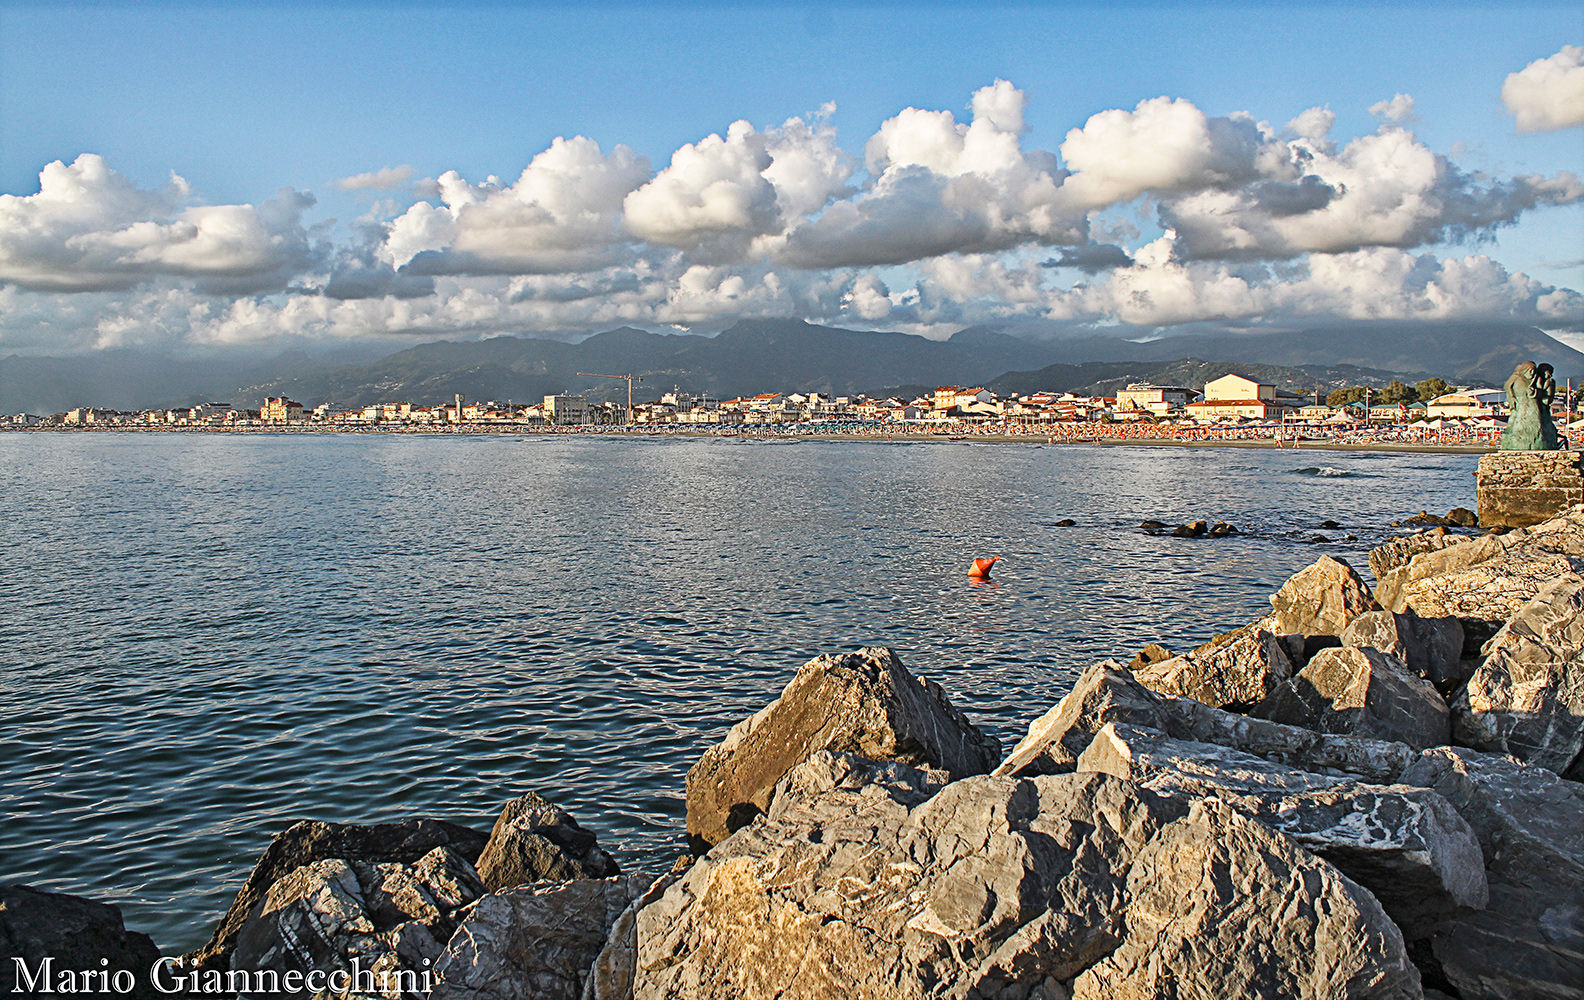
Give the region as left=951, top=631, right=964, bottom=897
left=0, top=434, right=1476, bottom=950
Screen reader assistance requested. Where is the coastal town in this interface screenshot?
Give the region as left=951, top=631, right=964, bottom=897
left=8, top=371, right=1580, bottom=447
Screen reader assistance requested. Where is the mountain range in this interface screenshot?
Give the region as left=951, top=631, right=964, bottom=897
left=2, top=319, right=1580, bottom=414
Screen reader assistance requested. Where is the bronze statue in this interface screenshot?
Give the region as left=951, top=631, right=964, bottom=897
left=1501, top=360, right=1558, bottom=451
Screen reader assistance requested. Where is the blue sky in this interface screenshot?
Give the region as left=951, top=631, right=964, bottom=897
left=1, top=1, right=1580, bottom=354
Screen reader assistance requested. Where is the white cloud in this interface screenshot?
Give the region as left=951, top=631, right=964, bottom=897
left=1503, top=45, right=1584, bottom=133
left=332, top=165, right=416, bottom=191
left=1285, top=107, right=1336, bottom=148
left=1368, top=93, right=1417, bottom=124
left=0, top=154, right=315, bottom=293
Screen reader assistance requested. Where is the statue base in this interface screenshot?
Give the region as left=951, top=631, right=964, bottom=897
left=1476, top=451, right=1584, bottom=529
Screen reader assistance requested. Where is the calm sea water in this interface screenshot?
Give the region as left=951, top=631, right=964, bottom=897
left=0, top=433, right=1477, bottom=951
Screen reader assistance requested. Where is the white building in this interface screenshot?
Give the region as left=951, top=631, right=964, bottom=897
left=544, top=393, right=591, bottom=425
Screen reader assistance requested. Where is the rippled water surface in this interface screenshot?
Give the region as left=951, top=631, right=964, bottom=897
left=0, top=433, right=1478, bottom=950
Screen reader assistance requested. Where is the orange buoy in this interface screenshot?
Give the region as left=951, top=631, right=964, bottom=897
left=967, top=556, right=1000, bottom=579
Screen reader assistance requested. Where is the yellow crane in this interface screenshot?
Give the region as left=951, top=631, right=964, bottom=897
left=577, top=371, right=644, bottom=425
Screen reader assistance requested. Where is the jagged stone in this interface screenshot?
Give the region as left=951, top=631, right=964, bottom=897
left=1454, top=576, right=1584, bottom=775
left=1262, top=646, right=1451, bottom=750
left=1341, top=609, right=1466, bottom=694
left=231, top=845, right=485, bottom=998
left=1133, top=620, right=1294, bottom=711
left=997, top=658, right=1414, bottom=785
left=1, top=886, right=162, bottom=998
left=1124, top=642, right=1172, bottom=673
left=475, top=792, right=619, bottom=892
left=1072, top=799, right=1422, bottom=1000
left=582, top=872, right=686, bottom=1000
left=430, top=876, right=652, bottom=1000
left=684, top=647, right=999, bottom=850
left=1269, top=555, right=1380, bottom=636
left=185, top=817, right=489, bottom=971
left=1078, top=723, right=1487, bottom=936
left=1399, top=747, right=1584, bottom=1000
left=637, top=753, right=1180, bottom=1000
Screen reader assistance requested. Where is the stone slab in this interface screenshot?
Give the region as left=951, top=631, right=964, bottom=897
left=1476, top=451, right=1584, bottom=530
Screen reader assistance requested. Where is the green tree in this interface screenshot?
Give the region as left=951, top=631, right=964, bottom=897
left=1415, top=377, right=1450, bottom=401
left=1326, top=387, right=1368, bottom=407
left=1378, top=380, right=1418, bottom=405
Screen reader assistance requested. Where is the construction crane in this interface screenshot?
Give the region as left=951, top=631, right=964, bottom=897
left=577, top=372, right=644, bottom=425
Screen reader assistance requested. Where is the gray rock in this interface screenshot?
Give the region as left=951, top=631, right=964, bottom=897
left=1262, top=646, right=1451, bottom=750
left=1269, top=555, right=1380, bottom=636
left=186, top=817, right=489, bottom=972
left=638, top=752, right=1180, bottom=1000
left=475, top=793, right=619, bottom=892
left=1, top=885, right=162, bottom=999
left=1369, top=527, right=1470, bottom=582
left=1454, top=575, right=1584, bottom=775
left=1133, top=620, right=1295, bottom=711
left=684, top=647, right=999, bottom=849
left=231, top=845, right=485, bottom=998
left=430, top=876, right=652, bottom=1000
left=582, top=871, right=686, bottom=1000
left=1072, top=799, right=1423, bottom=1000
left=997, top=658, right=1414, bottom=785
left=1399, top=747, right=1584, bottom=1000
left=1341, top=610, right=1466, bottom=694
left=1078, top=723, right=1487, bottom=936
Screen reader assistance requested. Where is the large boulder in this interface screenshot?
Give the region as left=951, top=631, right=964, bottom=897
left=430, top=875, right=652, bottom=1000
left=1, top=885, right=162, bottom=998
left=1268, top=555, right=1380, bottom=636
left=1072, top=799, right=1422, bottom=1000
left=1453, top=576, right=1584, bottom=776
left=684, top=647, right=1000, bottom=849
left=1079, top=723, right=1487, bottom=936
left=186, top=817, right=489, bottom=971
left=1133, top=621, right=1295, bottom=711
left=1341, top=610, right=1467, bottom=695
left=1399, top=747, right=1584, bottom=1000
left=1369, top=528, right=1471, bottom=582
left=1262, top=646, right=1451, bottom=750
left=639, top=752, right=1180, bottom=1000
left=230, top=845, right=485, bottom=998
left=475, top=792, right=619, bottom=891
left=997, top=658, right=1415, bottom=785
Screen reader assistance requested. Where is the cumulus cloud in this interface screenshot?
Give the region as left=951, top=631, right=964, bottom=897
left=1368, top=93, right=1417, bottom=124
left=0, top=154, right=315, bottom=293
left=1503, top=45, right=1584, bottom=132
left=333, top=165, right=417, bottom=191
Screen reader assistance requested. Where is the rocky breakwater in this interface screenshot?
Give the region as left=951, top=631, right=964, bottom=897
left=6, top=506, right=1582, bottom=999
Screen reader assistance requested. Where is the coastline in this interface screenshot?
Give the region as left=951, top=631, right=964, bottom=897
left=0, top=424, right=1497, bottom=456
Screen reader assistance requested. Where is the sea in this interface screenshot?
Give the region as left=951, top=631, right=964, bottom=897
left=0, top=432, right=1479, bottom=952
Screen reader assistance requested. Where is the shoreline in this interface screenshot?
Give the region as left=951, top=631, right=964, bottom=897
left=0, top=425, right=1496, bottom=456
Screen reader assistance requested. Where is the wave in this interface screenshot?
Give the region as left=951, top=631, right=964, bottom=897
left=1292, top=466, right=1355, bottom=478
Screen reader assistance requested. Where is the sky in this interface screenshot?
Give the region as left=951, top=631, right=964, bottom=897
left=1, top=0, right=1581, bottom=357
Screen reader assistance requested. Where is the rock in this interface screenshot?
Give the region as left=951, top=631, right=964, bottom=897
left=1269, top=555, right=1380, bottom=636
left=1369, top=527, right=1468, bottom=582
left=1079, top=723, right=1487, bottom=936
left=1322, top=518, right=1342, bottom=529
left=1341, top=610, right=1467, bottom=695
left=1124, top=642, right=1171, bottom=674
left=1172, top=520, right=1209, bottom=537
left=1, top=885, right=162, bottom=998
left=431, top=876, right=652, bottom=1000
left=684, top=647, right=1000, bottom=850
left=1052, top=518, right=1076, bottom=527
left=1454, top=576, right=1584, bottom=774
left=1476, top=453, right=1584, bottom=530
left=231, top=845, right=485, bottom=997
left=1312, top=534, right=1331, bottom=543
left=1139, top=519, right=1167, bottom=530
left=638, top=753, right=1182, bottom=1000
left=475, top=792, right=619, bottom=892
left=1071, top=799, right=1422, bottom=1000
left=1403, top=510, right=1454, bottom=527
left=998, top=658, right=1416, bottom=785
left=1399, top=747, right=1584, bottom=1000
left=995, top=659, right=1169, bottom=776
left=1447, top=507, right=1478, bottom=528
left=583, top=874, right=684, bottom=1000
left=1208, top=520, right=1238, bottom=537
left=1133, top=620, right=1295, bottom=712
left=1262, top=646, right=1451, bottom=750
left=186, top=817, right=489, bottom=971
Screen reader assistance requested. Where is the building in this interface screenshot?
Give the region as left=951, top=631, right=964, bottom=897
left=260, top=397, right=305, bottom=424
left=1114, top=383, right=1193, bottom=419
left=1425, top=389, right=1504, bottom=420
left=544, top=393, right=591, bottom=425
left=1186, top=373, right=1292, bottom=421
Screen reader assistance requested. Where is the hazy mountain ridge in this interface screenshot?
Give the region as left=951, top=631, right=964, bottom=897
left=2, top=319, right=1579, bottom=413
